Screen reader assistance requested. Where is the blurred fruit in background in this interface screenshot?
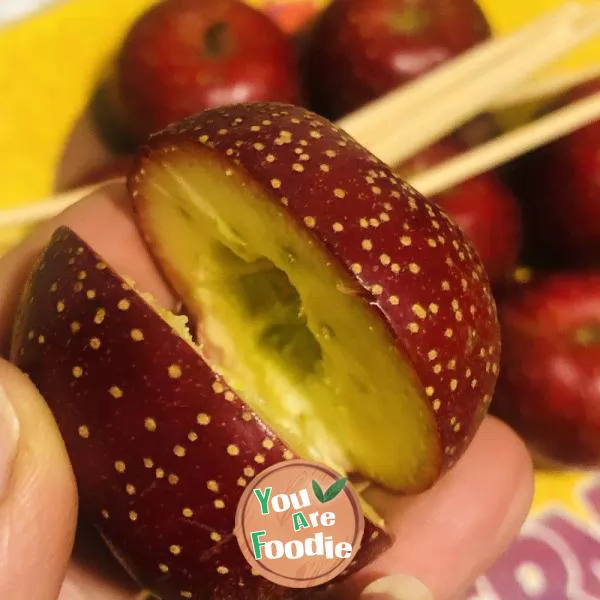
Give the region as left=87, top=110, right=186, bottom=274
left=304, top=0, right=491, bottom=117
left=492, top=270, right=600, bottom=467
left=395, top=140, right=523, bottom=285
left=102, top=0, right=302, bottom=146
left=510, top=77, right=600, bottom=269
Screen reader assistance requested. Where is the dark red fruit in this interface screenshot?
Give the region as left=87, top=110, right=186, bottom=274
left=11, top=102, right=502, bottom=599
left=397, top=140, right=523, bottom=284
left=113, top=0, right=302, bottom=143
left=11, top=227, right=391, bottom=599
left=492, top=271, right=600, bottom=467
left=130, top=102, right=501, bottom=490
left=305, top=0, right=491, bottom=120
left=512, top=78, right=600, bottom=268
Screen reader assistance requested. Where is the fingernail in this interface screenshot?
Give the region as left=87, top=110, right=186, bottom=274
left=360, top=575, right=434, bottom=600
left=0, top=383, right=20, bottom=499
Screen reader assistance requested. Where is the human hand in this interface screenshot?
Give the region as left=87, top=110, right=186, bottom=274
left=0, top=183, right=534, bottom=600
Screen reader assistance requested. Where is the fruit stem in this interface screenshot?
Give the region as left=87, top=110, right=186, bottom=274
left=203, top=22, right=233, bottom=58
left=389, top=7, right=432, bottom=35
left=574, top=325, right=600, bottom=346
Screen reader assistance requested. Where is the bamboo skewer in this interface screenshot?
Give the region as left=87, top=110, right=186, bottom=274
left=0, top=182, right=120, bottom=228
left=6, top=78, right=600, bottom=230
left=366, top=5, right=600, bottom=166
left=493, top=63, right=600, bottom=108
left=410, top=88, right=600, bottom=197
left=338, top=2, right=584, bottom=141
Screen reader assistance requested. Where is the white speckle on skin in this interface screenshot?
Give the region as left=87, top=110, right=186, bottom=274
left=227, top=444, right=240, bottom=456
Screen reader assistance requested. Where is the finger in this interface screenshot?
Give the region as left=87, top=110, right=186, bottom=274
left=0, top=358, right=78, bottom=599
left=345, top=416, right=534, bottom=600
left=59, top=516, right=143, bottom=599
left=0, top=182, right=176, bottom=353
left=55, top=106, right=119, bottom=192
left=58, top=563, right=141, bottom=600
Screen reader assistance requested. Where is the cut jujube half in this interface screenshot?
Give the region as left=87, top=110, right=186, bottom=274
left=10, top=227, right=391, bottom=599
left=129, top=102, right=501, bottom=494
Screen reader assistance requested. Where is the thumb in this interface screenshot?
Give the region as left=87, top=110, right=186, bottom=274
left=0, top=358, right=78, bottom=599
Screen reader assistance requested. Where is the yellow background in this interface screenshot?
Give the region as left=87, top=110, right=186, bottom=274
left=0, top=0, right=599, bottom=520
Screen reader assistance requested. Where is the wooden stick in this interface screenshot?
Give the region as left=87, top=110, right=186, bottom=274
left=369, top=5, right=600, bottom=167
left=410, top=88, right=600, bottom=197
left=493, top=64, right=600, bottom=108
left=2, top=68, right=599, bottom=232
left=0, top=182, right=118, bottom=228
left=338, top=2, right=583, bottom=142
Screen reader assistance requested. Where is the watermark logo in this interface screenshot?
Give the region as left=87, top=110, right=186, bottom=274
left=234, top=459, right=365, bottom=588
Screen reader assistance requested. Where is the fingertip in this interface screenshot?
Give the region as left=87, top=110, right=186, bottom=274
left=0, top=359, right=76, bottom=496
left=345, top=416, right=534, bottom=600
left=477, top=416, right=534, bottom=550
left=359, top=574, right=433, bottom=600
left=59, top=562, right=141, bottom=600
left=0, top=359, right=77, bottom=598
